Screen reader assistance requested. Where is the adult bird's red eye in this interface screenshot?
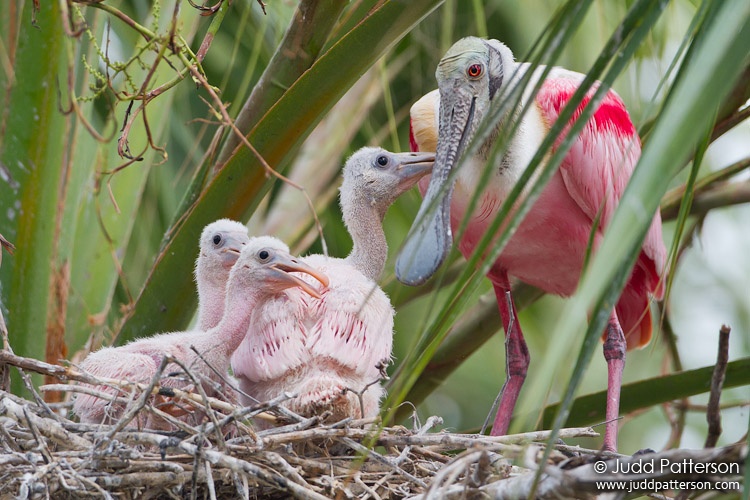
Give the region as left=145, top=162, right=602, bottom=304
left=467, top=64, right=483, bottom=78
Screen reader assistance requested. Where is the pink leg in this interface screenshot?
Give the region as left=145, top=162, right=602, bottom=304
left=488, top=274, right=530, bottom=436
left=602, top=311, right=626, bottom=452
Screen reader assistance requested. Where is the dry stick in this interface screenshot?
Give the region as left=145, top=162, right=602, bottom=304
left=354, top=473, right=382, bottom=500
left=396, top=415, right=442, bottom=465
left=377, top=427, right=599, bottom=451
left=0, top=318, right=57, bottom=418
left=205, top=460, right=218, bottom=500
left=187, top=343, right=285, bottom=429
left=423, top=450, right=485, bottom=500
left=705, top=325, right=731, bottom=448
left=22, top=405, right=55, bottom=464
left=255, top=410, right=325, bottom=437
left=165, top=436, right=330, bottom=500
left=147, top=402, right=202, bottom=435
left=41, top=383, right=139, bottom=410
left=91, top=471, right=186, bottom=491
left=265, top=451, right=318, bottom=491
left=0, top=293, right=12, bottom=392
left=0, top=232, right=15, bottom=259
left=190, top=441, right=203, bottom=500
left=207, top=393, right=307, bottom=441
left=0, top=420, right=24, bottom=453
left=341, top=436, right=428, bottom=489
left=404, top=444, right=745, bottom=500
left=0, top=350, right=276, bottom=420
left=44, top=381, right=194, bottom=435
left=363, top=416, right=444, bottom=500
left=246, top=424, right=598, bottom=454
left=163, top=355, right=228, bottom=450
left=66, top=468, right=116, bottom=499
left=102, top=356, right=171, bottom=443
left=0, top=397, right=91, bottom=450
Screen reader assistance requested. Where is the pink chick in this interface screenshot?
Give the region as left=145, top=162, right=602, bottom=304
left=195, top=219, right=250, bottom=331
left=231, top=147, right=433, bottom=423
left=73, top=235, right=328, bottom=429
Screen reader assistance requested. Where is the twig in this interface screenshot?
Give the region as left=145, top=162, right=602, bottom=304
left=662, top=179, right=750, bottom=221
left=422, top=449, right=485, bottom=500
left=0, top=324, right=57, bottom=417
left=163, top=355, right=228, bottom=449
left=23, top=405, right=55, bottom=464
left=705, top=325, right=731, bottom=448
left=0, top=397, right=91, bottom=450
left=0, top=284, right=12, bottom=392
left=184, top=64, right=329, bottom=256
left=169, top=436, right=331, bottom=500
left=265, top=451, right=318, bottom=491
left=342, top=436, right=428, bottom=489
left=102, top=356, right=171, bottom=441
left=0, top=350, right=275, bottom=420
left=0, top=232, right=14, bottom=258
left=407, top=443, right=745, bottom=500
left=378, top=427, right=600, bottom=451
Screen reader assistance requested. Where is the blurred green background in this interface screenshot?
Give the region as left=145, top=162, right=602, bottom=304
left=1, top=0, right=748, bottom=458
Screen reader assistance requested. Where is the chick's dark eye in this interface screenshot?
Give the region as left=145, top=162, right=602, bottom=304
left=258, top=250, right=270, bottom=260
left=212, top=234, right=223, bottom=245
left=467, top=64, right=483, bottom=78
left=376, top=155, right=388, bottom=167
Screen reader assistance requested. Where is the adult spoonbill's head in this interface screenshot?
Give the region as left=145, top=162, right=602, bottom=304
left=340, top=147, right=434, bottom=215
left=396, top=37, right=515, bottom=286
left=235, top=236, right=329, bottom=299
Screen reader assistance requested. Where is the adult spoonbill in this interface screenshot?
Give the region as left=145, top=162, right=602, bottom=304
left=73, top=235, right=328, bottom=428
left=396, top=37, right=665, bottom=451
left=231, top=147, right=434, bottom=423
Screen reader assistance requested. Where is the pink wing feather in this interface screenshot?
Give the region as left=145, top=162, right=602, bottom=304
left=536, top=74, right=666, bottom=347
left=303, top=256, right=394, bottom=379
left=231, top=256, right=393, bottom=420
left=230, top=291, right=309, bottom=382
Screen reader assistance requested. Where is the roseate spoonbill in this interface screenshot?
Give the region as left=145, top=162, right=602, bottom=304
left=231, top=147, right=434, bottom=423
left=73, top=236, right=328, bottom=428
left=195, top=219, right=251, bottom=331
left=396, top=37, right=666, bottom=451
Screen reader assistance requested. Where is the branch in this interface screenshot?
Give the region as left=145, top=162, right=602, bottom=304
left=409, top=443, right=745, bottom=499
left=0, top=349, right=273, bottom=420
left=660, top=156, right=750, bottom=215
left=0, top=396, right=92, bottom=450
left=0, top=233, right=15, bottom=255
left=705, top=325, right=731, bottom=448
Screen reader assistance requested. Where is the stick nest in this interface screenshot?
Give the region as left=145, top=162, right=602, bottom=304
left=0, top=385, right=603, bottom=500
left=0, top=350, right=744, bottom=499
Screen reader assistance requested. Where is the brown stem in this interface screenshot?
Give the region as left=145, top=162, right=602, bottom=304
left=215, top=0, right=348, bottom=166
left=705, top=325, right=731, bottom=448
left=0, top=233, right=15, bottom=255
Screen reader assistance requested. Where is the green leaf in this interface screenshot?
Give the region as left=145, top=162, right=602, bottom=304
left=0, top=1, right=66, bottom=391
left=541, top=357, right=750, bottom=429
